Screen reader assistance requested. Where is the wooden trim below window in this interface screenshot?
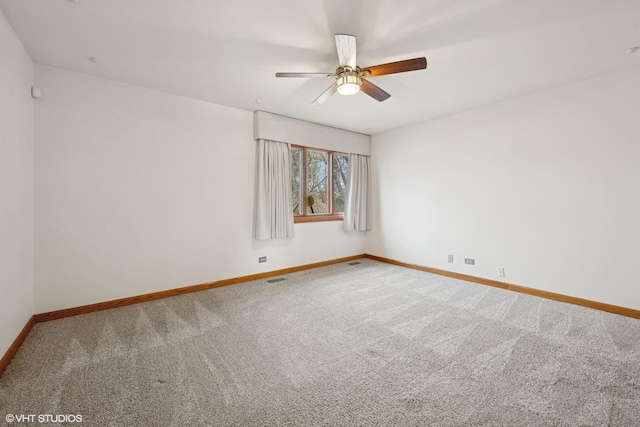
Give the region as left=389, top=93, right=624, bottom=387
left=295, top=214, right=344, bottom=223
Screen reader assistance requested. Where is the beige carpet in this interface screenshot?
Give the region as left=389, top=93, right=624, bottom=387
left=1, top=259, right=640, bottom=426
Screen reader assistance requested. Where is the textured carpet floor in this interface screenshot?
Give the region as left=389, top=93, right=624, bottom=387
left=2, top=259, right=640, bottom=426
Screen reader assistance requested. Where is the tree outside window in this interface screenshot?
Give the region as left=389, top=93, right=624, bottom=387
left=291, top=146, right=348, bottom=222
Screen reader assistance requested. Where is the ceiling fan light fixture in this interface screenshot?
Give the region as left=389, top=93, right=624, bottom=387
left=336, top=72, right=362, bottom=96
left=276, top=34, right=427, bottom=104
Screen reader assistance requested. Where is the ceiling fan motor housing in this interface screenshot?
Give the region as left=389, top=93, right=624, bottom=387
left=336, top=66, right=362, bottom=96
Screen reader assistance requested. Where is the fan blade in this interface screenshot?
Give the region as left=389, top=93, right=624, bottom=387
left=335, top=34, right=356, bottom=68
left=360, top=79, right=391, bottom=102
left=362, top=57, right=427, bottom=77
left=276, top=72, right=334, bottom=78
left=312, top=83, right=338, bottom=105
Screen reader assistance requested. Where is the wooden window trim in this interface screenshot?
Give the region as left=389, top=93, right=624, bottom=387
left=294, top=214, right=344, bottom=223
left=292, top=144, right=347, bottom=223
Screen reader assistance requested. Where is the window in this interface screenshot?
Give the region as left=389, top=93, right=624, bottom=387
left=291, top=146, right=348, bottom=223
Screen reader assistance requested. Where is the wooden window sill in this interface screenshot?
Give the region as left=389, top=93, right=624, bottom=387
left=294, top=215, right=344, bottom=223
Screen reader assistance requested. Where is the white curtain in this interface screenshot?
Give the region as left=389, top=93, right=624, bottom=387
left=255, top=139, right=294, bottom=240
left=344, top=153, right=372, bottom=231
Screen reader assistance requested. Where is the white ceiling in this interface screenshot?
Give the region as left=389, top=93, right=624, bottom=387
left=1, top=0, right=639, bottom=134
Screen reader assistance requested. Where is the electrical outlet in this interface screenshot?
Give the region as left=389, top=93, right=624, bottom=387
left=497, top=267, right=505, bottom=277
left=259, top=256, right=267, bottom=263
left=447, top=254, right=454, bottom=263
left=464, top=258, right=475, bottom=265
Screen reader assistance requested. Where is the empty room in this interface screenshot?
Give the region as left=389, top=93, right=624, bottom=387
left=1, top=0, right=640, bottom=425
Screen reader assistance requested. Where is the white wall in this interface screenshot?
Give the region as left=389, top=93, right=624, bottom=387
left=34, top=66, right=366, bottom=313
left=368, top=66, right=640, bottom=311
left=254, top=111, right=371, bottom=155
left=0, top=10, right=34, bottom=355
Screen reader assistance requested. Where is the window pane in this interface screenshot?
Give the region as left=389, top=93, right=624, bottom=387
left=333, top=153, right=348, bottom=213
left=306, top=150, right=328, bottom=214
left=291, top=148, right=303, bottom=215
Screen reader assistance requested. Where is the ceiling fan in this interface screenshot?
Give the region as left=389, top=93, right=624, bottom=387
left=276, top=34, right=427, bottom=105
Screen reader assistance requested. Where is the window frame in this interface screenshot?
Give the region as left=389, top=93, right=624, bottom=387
left=292, top=144, right=348, bottom=223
